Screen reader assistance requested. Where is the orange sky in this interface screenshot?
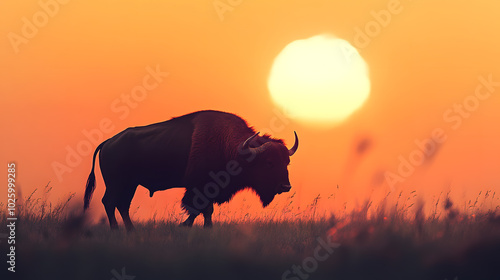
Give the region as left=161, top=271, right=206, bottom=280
left=2, top=0, right=500, bottom=221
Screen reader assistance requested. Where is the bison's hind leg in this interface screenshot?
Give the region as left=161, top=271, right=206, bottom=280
left=116, top=184, right=138, bottom=232
left=102, top=190, right=118, bottom=230
left=102, top=182, right=138, bottom=232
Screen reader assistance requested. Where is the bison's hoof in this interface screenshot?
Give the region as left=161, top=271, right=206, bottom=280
left=203, top=223, right=213, bottom=228
left=179, top=221, right=193, bottom=227
left=125, top=226, right=135, bottom=232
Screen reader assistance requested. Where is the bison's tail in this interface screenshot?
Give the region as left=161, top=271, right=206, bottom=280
left=84, top=140, right=108, bottom=211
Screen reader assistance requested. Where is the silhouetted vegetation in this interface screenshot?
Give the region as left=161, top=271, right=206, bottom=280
left=1, top=185, right=499, bottom=280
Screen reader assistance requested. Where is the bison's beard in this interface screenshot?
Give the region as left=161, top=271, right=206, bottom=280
left=250, top=185, right=277, bottom=207
left=258, top=192, right=276, bottom=208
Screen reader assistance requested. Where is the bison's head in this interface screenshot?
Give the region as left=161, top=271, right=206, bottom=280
left=239, top=132, right=299, bottom=207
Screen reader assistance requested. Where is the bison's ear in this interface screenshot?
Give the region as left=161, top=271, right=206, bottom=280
left=288, top=131, right=299, bottom=156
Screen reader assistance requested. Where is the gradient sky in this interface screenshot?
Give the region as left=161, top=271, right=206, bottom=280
left=2, top=0, right=500, bottom=220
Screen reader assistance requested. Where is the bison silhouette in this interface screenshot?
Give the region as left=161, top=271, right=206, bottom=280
left=83, top=110, right=298, bottom=230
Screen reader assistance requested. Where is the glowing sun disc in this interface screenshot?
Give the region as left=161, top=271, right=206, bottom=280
left=268, top=34, right=371, bottom=125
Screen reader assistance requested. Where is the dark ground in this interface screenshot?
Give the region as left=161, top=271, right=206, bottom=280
left=2, top=189, right=500, bottom=280
left=2, top=211, right=500, bottom=280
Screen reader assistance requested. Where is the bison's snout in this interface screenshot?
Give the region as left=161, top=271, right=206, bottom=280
left=278, top=184, right=292, bottom=194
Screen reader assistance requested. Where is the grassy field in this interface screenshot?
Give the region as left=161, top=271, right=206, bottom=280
left=2, top=186, right=500, bottom=280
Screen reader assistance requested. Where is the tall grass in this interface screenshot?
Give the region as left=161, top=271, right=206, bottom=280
left=15, top=182, right=75, bottom=222
left=1, top=183, right=500, bottom=280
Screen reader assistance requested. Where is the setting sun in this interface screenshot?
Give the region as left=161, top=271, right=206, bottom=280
left=268, top=34, right=371, bottom=125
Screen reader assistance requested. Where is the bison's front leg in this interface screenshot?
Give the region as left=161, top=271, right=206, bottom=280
left=202, top=203, right=214, bottom=228
left=180, top=204, right=213, bottom=227
left=180, top=188, right=214, bottom=228
left=181, top=214, right=197, bottom=227
left=180, top=188, right=203, bottom=227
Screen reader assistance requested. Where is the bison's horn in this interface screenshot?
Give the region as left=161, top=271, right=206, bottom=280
left=288, top=131, right=299, bottom=156
left=242, top=132, right=260, bottom=150
left=242, top=132, right=269, bottom=155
